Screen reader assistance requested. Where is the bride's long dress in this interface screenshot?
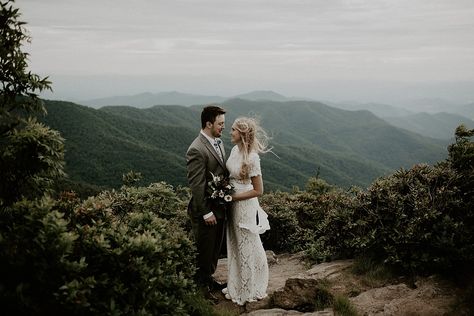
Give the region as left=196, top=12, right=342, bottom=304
left=225, top=145, right=270, bottom=305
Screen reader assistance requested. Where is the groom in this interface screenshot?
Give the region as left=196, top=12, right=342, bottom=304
left=186, top=105, right=228, bottom=293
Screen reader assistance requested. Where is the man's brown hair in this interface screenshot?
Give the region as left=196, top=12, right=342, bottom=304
left=201, top=105, right=226, bottom=129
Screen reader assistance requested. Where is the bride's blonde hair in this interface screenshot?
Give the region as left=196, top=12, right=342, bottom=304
left=233, top=116, right=271, bottom=179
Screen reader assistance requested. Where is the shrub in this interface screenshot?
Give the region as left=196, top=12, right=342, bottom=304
left=360, top=163, right=466, bottom=272
left=305, top=187, right=369, bottom=262
left=260, top=191, right=315, bottom=253
left=265, top=127, right=473, bottom=276
left=0, top=119, right=65, bottom=205
left=308, top=126, right=473, bottom=274
left=0, top=185, right=198, bottom=315
left=0, top=198, right=85, bottom=315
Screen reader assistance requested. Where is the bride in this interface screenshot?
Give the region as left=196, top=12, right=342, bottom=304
left=223, top=116, right=271, bottom=305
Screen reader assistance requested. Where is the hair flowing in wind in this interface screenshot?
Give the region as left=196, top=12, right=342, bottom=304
left=233, top=117, right=273, bottom=179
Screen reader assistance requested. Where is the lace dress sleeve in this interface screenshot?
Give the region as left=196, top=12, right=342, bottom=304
left=248, top=152, right=262, bottom=178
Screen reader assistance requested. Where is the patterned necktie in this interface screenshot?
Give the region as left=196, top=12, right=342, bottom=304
left=213, top=139, right=223, bottom=161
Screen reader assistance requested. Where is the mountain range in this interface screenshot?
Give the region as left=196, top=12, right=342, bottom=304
left=383, top=112, right=474, bottom=140
left=81, top=90, right=304, bottom=108
left=81, top=90, right=473, bottom=139
left=40, top=98, right=449, bottom=193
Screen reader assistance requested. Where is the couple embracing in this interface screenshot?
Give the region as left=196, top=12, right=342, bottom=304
left=186, top=105, right=271, bottom=305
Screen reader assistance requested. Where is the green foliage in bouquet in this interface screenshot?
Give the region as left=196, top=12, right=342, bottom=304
left=0, top=183, right=197, bottom=316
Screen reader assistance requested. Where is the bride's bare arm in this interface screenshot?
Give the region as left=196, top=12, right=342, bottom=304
left=231, top=175, right=264, bottom=202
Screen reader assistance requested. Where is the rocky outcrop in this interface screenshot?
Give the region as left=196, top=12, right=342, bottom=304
left=272, top=278, right=328, bottom=312
left=245, top=308, right=333, bottom=316
left=350, top=277, right=455, bottom=316
left=213, top=253, right=458, bottom=315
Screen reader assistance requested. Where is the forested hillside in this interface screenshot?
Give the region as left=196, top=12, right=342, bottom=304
left=41, top=99, right=448, bottom=193
left=383, top=112, right=474, bottom=140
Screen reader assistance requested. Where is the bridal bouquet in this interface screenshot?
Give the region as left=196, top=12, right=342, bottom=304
left=206, top=172, right=234, bottom=206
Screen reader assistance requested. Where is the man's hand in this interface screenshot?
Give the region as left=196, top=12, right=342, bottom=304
left=204, top=214, right=217, bottom=226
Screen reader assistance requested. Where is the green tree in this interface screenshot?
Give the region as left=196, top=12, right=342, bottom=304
left=1, top=0, right=52, bottom=133
left=0, top=0, right=64, bottom=206
left=448, top=124, right=474, bottom=190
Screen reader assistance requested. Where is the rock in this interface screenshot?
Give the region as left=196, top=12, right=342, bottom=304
left=244, top=307, right=334, bottom=316
left=266, top=250, right=278, bottom=265
left=272, top=278, right=332, bottom=312
left=212, top=253, right=458, bottom=316
left=300, top=260, right=354, bottom=281
left=350, top=278, right=455, bottom=316
left=245, top=295, right=272, bottom=312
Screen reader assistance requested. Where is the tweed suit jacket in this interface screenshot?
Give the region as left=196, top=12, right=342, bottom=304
left=186, top=133, right=228, bottom=219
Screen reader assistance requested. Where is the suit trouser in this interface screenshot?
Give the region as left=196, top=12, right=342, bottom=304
left=190, top=216, right=225, bottom=285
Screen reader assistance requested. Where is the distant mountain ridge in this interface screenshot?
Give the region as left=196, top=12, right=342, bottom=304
left=232, top=90, right=311, bottom=102
left=41, top=98, right=448, bottom=192
left=383, top=112, right=474, bottom=140
left=324, top=100, right=473, bottom=139
left=81, top=90, right=473, bottom=120
left=327, top=101, right=414, bottom=118
left=81, top=90, right=309, bottom=108
left=81, top=91, right=227, bottom=108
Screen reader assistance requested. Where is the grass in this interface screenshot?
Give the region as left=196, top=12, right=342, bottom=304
left=314, top=282, right=334, bottom=310
left=312, top=279, right=359, bottom=315
left=183, top=292, right=216, bottom=316
left=333, top=295, right=359, bottom=316
left=351, top=256, right=395, bottom=288
left=213, top=308, right=240, bottom=316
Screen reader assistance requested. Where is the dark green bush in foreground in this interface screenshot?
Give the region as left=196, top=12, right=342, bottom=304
left=0, top=184, right=197, bottom=316
left=263, top=126, right=473, bottom=275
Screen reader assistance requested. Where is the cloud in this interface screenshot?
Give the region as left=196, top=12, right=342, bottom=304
left=15, top=0, right=474, bottom=102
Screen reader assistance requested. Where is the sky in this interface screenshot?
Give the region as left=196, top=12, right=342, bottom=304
left=16, top=0, right=474, bottom=105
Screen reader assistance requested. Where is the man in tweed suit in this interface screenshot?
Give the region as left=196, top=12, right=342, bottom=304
left=186, top=105, right=228, bottom=293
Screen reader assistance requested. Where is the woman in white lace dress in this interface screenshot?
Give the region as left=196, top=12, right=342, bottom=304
left=223, top=117, right=271, bottom=305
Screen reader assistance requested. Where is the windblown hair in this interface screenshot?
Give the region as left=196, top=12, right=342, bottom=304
left=233, top=116, right=271, bottom=179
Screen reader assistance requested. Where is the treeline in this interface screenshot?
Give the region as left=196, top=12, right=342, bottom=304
left=40, top=96, right=449, bottom=193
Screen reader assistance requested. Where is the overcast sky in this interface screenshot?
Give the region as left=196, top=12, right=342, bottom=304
left=17, top=0, right=474, bottom=104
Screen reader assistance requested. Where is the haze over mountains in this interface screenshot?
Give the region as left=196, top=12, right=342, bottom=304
left=81, top=90, right=306, bottom=108
left=41, top=97, right=450, bottom=193
left=81, top=90, right=474, bottom=140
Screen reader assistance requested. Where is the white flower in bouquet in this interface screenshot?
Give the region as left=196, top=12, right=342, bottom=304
left=207, top=171, right=234, bottom=205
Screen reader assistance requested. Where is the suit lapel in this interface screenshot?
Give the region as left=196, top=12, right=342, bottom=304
left=199, top=134, right=225, bottom=168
